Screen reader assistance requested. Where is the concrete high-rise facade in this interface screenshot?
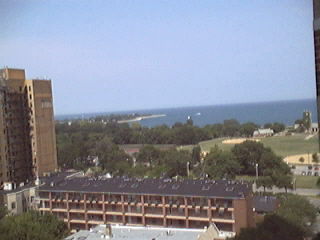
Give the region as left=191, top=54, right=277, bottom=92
left=0, top=68, right=57, bottom=185
left=314, top=0, right=320, bottom=148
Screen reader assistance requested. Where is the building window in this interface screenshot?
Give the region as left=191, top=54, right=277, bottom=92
left=11, top=202, right=16, bottom=209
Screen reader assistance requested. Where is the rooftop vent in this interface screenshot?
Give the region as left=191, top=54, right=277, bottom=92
left=172, top=184, right=180, bottom=190
left=131, top=183, right=139, bottom=188
left=158, top=184, right=166, bottom=189
left=81, top=182, right=91, bottom=187
left=202, top=185, right=210, bottom=191
left=226, top=187, right=234, bottom=192
left=3, top=182, right=15, bottom=191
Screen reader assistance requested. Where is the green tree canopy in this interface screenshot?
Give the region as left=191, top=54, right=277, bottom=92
left=275, top=194, right=317, bottom=235
left=231, top=141, right=290, bottom=177
left=233, top=214, right=305, bottom=240
left=204, top=146, right=241, bottom=179
left=0, top=211, right=68, bottom=240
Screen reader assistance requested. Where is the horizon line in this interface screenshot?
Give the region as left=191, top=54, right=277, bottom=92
left=55, top=97, right=316, bottom=117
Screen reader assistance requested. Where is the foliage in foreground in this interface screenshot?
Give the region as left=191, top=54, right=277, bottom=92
left=0, top=210, right=68, bottom=240
left=233, top=214, right=305, bottom=240
left=275, top=194, right=317, bottom=235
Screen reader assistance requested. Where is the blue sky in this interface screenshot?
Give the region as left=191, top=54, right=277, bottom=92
left=0, top=0, right=316, bottom=115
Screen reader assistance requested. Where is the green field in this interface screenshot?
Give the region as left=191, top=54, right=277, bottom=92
left=294, top=176, right=319, bottom=189
left=235, top=175, right=319, bottom=189
left=180, top=134, right=319, bottom=157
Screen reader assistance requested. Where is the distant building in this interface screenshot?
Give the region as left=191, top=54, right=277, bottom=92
left=313, top=0, right=320, bottom=149
left=38, top=175, right=255, bottom=235
left=0, top=183, right=38, bottom=215
left=294, top=111, right=318, bottom=133
left=311, top=123, right=319, bottom=133
left=253, top=128, right=274, bottom=137
left=253, top=196, right=279, bottom=214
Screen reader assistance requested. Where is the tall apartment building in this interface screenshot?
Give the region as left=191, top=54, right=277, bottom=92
left=314, top=0, right=320, bottom=148
left=38, top=176, right=255, bottom=235
left=0, top=67, right=57, bottom=185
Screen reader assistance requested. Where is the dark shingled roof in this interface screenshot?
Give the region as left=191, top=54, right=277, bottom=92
left=253, top=196, right=279, bottom=213
left=39, top=175, right=252, bottom=199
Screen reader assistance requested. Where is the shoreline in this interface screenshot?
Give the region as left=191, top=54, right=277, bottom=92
left=117, top=114, right=166, bottom=124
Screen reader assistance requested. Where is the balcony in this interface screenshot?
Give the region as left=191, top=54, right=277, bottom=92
left=188, top=216, right=209, bottom=221
left=124, top=212, right=143, bottom=217
left=87, top=215, right=103, bottom=225
left=52, top=208, right=67, bottom=213
left=124, top=206, right=142, bottom=214
left=70, top=219, right=86, bottom=224
left=87, top=209, right=103, bottom=214
left=88, top=219, right=104, bottom=225
left=39, top=207, right=50, bottom=212
left=212, top=212, right=233, bottom=220
left=69, top=208, right=85, bottom=213
left=145, top=207, right=163, bottom=217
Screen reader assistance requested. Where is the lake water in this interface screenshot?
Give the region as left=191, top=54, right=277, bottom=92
left=56, top=98, right=318, bottom=127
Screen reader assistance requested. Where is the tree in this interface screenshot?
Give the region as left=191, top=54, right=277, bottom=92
left=0, top=207, right=7, bottom=220
left=312, top=153, right=319, bottom=164
left=265, top=122, right=286, bottom=134
left=299, top=157, right=305, bottom=163
left=239, top=122, right=258, bottom=137
left=256, top=176, right=273, bottom=192
left=223, top=119, right=240, bottom=137
left=204, top=146, right=241, bottom=179
left=313, top=233, right=320, bottom=240
left=231, top=140, right=265, bottom=175
left=161, top=149, right=191, bottom=177
left=233, top=214, right=305, bottom=240
left=271, top=122, right=286, bottom=133
left=0, top=211, right=68, bottom=240
left=272, top=173, right=292, bottom=193
left=275, top=194, right=317, bottom=235
left=317, top=177, right=320, bottom=188
left=136, top=145, right=161, bottom=166
left=191, top=145, right=201, bottom=165
left=231, top=140, right=290, bottom=177
left=95, top=136, right=132, bottom=174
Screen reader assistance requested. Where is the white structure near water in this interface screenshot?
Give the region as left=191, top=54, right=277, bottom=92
left=253, top=128, right=274, bottom=137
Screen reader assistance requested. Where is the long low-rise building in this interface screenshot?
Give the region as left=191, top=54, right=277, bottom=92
left=37, top=174, right=255, bottom=235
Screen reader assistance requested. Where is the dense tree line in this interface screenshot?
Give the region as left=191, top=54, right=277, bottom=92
left=56, top=119, right=285, bottom=146
left=56, top=119, right=286, bottom=169
left=59, top=133, right=293, bottom=191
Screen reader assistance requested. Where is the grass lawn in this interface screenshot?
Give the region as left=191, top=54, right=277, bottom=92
left=180, top=134, right=319, bottom=157
left=235, top=175, right=319, bottom=189
left=235, top=175, right=256, bottom=183
left=295, top=175, right=319, bottom=189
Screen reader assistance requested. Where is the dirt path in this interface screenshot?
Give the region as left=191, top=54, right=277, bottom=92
left=222, top=138, right=260, bottom=144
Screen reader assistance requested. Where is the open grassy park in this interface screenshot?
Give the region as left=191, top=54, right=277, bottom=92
left=180, top=133, right=319, bottom=158
left=179, top=134, right=320, bottom=189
